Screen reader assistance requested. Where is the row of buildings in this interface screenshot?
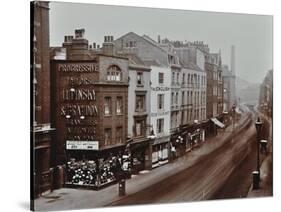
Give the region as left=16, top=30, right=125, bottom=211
left=32, top=2, right=237, bottom=198
left=259, top=69, right=273, bottom=117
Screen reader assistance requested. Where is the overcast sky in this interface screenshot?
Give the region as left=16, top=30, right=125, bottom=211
left=49, top=1, right=272, bottom=84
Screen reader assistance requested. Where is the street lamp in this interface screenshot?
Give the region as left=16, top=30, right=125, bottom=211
left=255, top=117, right=262, bottom=177
left=252, top=116, right=263, bottom=190
left=232, top=104, right=236, bottom=132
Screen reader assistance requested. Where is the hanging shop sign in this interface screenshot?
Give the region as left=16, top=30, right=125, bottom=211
left=66, top=140, right=99, bottom=150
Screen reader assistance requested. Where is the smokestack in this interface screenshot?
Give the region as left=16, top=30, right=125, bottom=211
left=231, top=45, right=235, bottom=74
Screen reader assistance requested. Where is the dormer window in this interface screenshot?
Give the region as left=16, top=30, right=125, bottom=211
left=106, top=65, right=122, bottom=81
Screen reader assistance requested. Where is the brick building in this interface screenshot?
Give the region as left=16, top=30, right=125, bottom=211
left=51, top=30, right=130, bottom=188
left=31, top=1, right=55, bottom=199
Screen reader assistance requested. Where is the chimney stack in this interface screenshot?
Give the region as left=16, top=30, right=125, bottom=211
left=102, top=35, right=115, bottom=55
left=75, top=28, right=85, bottom=39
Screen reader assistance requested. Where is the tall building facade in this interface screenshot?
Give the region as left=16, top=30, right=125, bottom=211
left=51, top=30, right=130, bottom=188
left=31, top=1, right=55, bottom=199
left=114, top=32, right=172, bottom=167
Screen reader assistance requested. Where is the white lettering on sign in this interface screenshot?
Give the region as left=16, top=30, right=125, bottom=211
left=58, top=63, right=98, bottom=72
left=66, top=140, right=99, bottom=150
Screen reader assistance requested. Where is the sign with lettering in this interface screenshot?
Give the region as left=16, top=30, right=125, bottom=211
left=151, top=86, right=170, bottom=91
left=66, top=140, right=99, bottom=150
left=151, top=111, right=170, bottom=117
left=58, top=63, right=98, bottom=72
left=55, top=61, right=100, bottom=143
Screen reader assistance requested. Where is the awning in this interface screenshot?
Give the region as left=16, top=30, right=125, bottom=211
left=211, top=118, right=225, bottom=128
left=235, top=107, right=242, bottom=114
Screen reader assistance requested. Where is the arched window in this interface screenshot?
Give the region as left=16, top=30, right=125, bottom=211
left=106, top=65, right=122, bottom=81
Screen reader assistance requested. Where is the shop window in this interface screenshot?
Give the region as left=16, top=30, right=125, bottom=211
left=116, top=127, right=123, bottom=144
left=158, top=72, right=164, bottom=84
left=157, top=94, right=164, bottom=110
left=136, top=95, right=145, bottom=112
left=116, top=97, right=123, bottom=115
left=104, top=97, right=111, bottom=116
left=137, top=72, right=143, bottom=86
left=104, top=128, right=112, bottom=146
left=106, top=65, right=122, bottom=81
left=157, top=118, right=164, bottom=134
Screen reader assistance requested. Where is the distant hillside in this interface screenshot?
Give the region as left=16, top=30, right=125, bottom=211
left=236, top=76, right=260, bottom=104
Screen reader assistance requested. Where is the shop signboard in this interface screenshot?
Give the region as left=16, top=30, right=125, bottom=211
left=66, top=140, right=99, bottom=150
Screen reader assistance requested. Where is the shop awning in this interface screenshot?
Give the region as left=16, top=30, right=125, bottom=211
left=235, top=107, right=242, bottom=114
left=211, top=118, right=225, bottom=128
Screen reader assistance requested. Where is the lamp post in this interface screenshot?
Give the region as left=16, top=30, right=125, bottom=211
left=252, top=116, right=262, bottom=190
left=255, top=117, right=262, bottom=178
left=232, top=104, right=236, bottom=132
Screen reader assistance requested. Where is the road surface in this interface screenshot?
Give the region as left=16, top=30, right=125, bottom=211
left=109, top=113, right=258, bottom=206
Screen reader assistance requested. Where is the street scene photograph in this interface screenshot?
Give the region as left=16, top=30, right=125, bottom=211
left=31, top=1, right=273, bottom=211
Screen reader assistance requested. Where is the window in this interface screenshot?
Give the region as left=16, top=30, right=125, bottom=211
left=188, top=74, right=190, bottom=84
left=137, top=72, right=143, bottom=85
left=136, top=95, right=145, bottom=112
left=177, top=73, right=179, bottom=84
left=116, top=127, right=123, bottom=144
left=106, top=65, right=122, bottom=81
left=135, top=119, right=145, bottom=137
left=172, top=72, right=175, bottom=84
left=104, top=128, right=112, bottom=146
left=182, top=73, right=185, bottom=84
left=157, top=94, right=164, bottom=110
left=182, top=91, right=185, bottom=105
left=158, top=72, right=164, bottom=84
left=171, top=92, right=174, bottom=105
left=104, top=97, right=111, bottom=115
left=175, top=92, right=178, bottom=105
left=157, top=118, right=164, bottom=134
left=116, top=97, right=123, bottom=115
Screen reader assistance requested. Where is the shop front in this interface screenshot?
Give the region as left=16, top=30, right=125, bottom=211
left=130, top=138, right=151, bottom=174
left=152, top=136, right=170, bottom=168
left=65, top=141, right=129, bottom=190
left=170, top=129, right=185, bottom=159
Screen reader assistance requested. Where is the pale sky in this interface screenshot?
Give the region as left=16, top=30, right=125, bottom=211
left=49, top=1, right=273, bottom=84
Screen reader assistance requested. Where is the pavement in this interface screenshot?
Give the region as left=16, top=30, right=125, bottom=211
left=247, top=115, right=273, bottom=198
left=34, top=114, right=251, bottom=211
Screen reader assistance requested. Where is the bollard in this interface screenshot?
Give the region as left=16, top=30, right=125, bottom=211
left=252, top=171, right=260, bottom=190
left=119, top=179, right=126, bottom=196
